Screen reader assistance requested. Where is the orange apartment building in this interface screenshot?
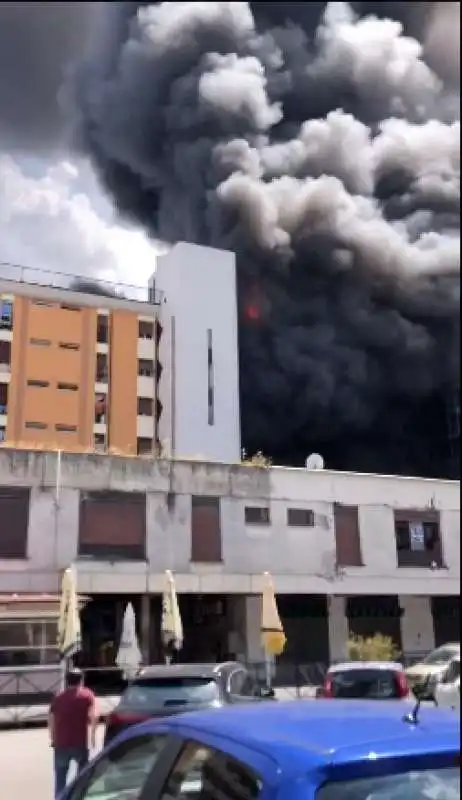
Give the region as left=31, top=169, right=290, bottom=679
left=0, top=274, right=162, bottom=455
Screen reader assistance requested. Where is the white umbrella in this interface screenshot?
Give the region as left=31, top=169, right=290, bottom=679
left=116, top=603, right=142, bottom=678
left=161, top=570, right=183, bottom=663
left=57, top=567, right=82, bottom=687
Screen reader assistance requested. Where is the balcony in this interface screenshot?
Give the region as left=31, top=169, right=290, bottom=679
left=0, top=384, right=8, bottom=432
left=0, top=299, right=13, bottom=333
left=95, top=353, right=109, bottom=384
left=0, top=341, right=11, bottom=380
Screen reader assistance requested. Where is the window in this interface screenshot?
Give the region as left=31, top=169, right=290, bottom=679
left=287, top=508, right=314, bottom=527
left=0, top=619, right=59, bottom=667
left=316, top=767, right=459, bottom=800
left=191, top=496, right=222, bottom=563
left=25, top=421, right=47, bottom=430
left=58, top=382, right=78, bottom=392
left=155, top=320, right=163, bottom=346
left=27, top=379, right=49, bottom=388
left=137, top=438, right=153, bottom=455
left=55, top=424, right=77, bottom=433
left=68, top=734, right=168, bottom=800
left=0, top=340, right=11, bottom=365
left=0, top=383, right=8, bottom=414
left=138, top=397, right=153, bottom=416
left=441, top=658, right=460, bottom=685
left=59, top=342, right=80, bottom=351
left=138, top=359, right=154, bottom=377
left=95, top=395, right=106, bottom=423
left=0, top=487, right=30, bottom=559
left=94, top=434, right=105, bottom=450
left=0, top=428, right=5, bottom=442
left=228, top=669, right=258, bottom=699
left=207, top=328, right=214, bottom=426
left=97, top=315, right=108, bottom=344
left=138, top=320, right=154, bottom=339
left=394, top=512, right=443, bottom=567
left=160, top=741, right=261, bottom=800
left=245, top=506, right=270, bottom=525
left=0, top=300, right=13, bottom=329
left=121, top=677, right=220, bottom=714
left=29, top=337, right=51, bottom=347
left=334, top=504, right=362, bottom=567
left=96, top=353, right=108, bottom=382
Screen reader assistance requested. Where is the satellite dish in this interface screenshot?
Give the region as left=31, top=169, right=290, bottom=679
left=305, top=453, right=325, bottom=470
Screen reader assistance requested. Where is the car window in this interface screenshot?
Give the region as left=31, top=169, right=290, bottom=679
left=423, top=647, right=459, bottom=666
left=159, top=740, right=262, bottom=800
left=442, top=659, right=461, bottom=684
left=317, top=766, right=460, bottom=799
left=120, top=678, right=220, bottom=711
left=329, top=669, right=400, bottom=699
left=228, top=669, right=257, bottom=698
left=68, top=733, right=168, bottom=800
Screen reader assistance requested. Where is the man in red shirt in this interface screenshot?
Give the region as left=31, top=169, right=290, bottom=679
left=49, top=668, right=97, bottom=797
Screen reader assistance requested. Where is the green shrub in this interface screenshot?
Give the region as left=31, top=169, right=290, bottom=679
left=347, top=633, right=400, bottom=662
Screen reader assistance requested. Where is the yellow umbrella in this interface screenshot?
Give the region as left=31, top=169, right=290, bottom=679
left=161, top=570, right=183, bottom=663
left=260, top=572, right=286, bottom=656
left=57, top=567, right=82, bottom=686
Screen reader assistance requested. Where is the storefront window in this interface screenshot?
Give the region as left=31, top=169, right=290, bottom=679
left=0, top=619, right=59, bottom=666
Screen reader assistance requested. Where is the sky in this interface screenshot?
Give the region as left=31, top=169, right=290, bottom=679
left=0, top=2, right=160, bottom=291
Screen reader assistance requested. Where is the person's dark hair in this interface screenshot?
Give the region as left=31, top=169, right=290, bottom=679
left=66, top=668, right=84, bottom=687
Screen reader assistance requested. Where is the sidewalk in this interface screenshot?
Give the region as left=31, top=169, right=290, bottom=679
left=0, top=685, right=317, bottom=728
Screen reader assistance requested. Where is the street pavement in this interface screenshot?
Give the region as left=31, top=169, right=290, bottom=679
left=0, top=725, right=105, bottom=800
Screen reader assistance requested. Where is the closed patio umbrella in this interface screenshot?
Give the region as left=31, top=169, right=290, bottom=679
left=161, top=570, right=183, bottom=664
left=260, top=572, right=286, bottom=687
left=57, top=567, right=82, bottom=688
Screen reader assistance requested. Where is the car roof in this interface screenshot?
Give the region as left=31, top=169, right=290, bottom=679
left=329, top=661, right=403, bottom=672
left=135, top=662, right=240, bottom=680
left=135, top=699, right=459, bottom=778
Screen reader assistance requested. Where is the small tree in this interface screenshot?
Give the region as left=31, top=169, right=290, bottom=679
left=241, top=449, right=272, bottom=467
left=347, top=633, right=400, bottom=662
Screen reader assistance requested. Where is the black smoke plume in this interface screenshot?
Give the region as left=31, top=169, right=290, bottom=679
left=68, top=1, right=460, bottom=477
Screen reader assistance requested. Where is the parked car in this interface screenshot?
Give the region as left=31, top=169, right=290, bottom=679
left=435, top=655, right=460, bottom=711
left=60, top=697, right=460, bottom=799
left=320, top=661, right=410, bottom=699
left=104, top=661, right=274, bottom=745
left=406, top=643, right=460, bottom=700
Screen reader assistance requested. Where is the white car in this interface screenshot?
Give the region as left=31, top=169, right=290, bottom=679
left=320, top=661, right=411, bottom=700
left=435, top=655, right=460, bottom=711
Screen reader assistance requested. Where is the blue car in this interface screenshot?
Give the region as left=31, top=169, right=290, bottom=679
left=60, top=699, right=460, bottom=799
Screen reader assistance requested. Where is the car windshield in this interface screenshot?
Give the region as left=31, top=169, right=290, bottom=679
left=317, top=766, right=460, bottom=799
left=120, top=677, right=220, bottom=710
left=423, top=647, right=459, bottom=666
left=329, top=669, right=400, bottom=699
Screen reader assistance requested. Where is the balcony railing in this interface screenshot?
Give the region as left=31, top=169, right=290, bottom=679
left=0, top=262, right=163, bottom=305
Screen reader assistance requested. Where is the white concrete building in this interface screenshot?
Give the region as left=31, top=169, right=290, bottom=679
left=151, top=242, right=241, bottom=463
left=0, top=449, right=459, bottom=665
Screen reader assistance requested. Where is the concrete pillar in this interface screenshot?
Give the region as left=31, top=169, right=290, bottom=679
left=140, top=594, right=151, bottom=664
left=244, top=595, right=265, bottom=664
left=327, top=596, right=349, bottom=662
left=400, top=596, right=435, bottom=657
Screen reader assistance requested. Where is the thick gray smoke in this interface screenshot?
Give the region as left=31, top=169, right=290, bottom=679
left=68, top=1, right=460, bottom=477
left=0, top=2, right=98, bottom=151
